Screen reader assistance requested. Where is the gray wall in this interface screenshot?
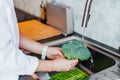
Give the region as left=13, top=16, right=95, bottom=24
left=83, top=0, right=120, bottom=49
left=14, top=0, right=120, bottom=49
left=14, top=0, right=41, bottom=17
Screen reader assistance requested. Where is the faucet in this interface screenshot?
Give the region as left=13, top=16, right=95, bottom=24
left=81, top=0, right=93, bottom=41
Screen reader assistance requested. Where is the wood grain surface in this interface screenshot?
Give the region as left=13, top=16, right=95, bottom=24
left=18, top=19, right=61, bottom=41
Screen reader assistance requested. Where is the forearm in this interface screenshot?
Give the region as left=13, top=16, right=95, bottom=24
left=36, top=60, right=53, bottom=72
left=19, top=33, right=44, bottom=55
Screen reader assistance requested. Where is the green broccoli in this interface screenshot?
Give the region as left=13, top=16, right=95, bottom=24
left=62, top=40, right=91, bottom=61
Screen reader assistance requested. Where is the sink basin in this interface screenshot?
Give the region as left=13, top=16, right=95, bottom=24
left=44, top=35, right=116, bottom=75
left=81, top=47, right=115, bottom=73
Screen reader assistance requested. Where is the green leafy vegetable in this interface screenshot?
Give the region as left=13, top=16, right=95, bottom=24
left=62, top=40, right=91, bottom=61
left=50, top=68, right=88, bottom=80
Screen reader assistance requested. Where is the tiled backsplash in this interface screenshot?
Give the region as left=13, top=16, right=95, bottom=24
left=14, top=0, right=120, bottom=50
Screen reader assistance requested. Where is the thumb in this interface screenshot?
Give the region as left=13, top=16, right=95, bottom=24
left=71, top=59, right=78, bottom=65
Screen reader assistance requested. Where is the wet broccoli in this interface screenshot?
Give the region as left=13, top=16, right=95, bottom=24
left=62, top=40, right=91, bottom=61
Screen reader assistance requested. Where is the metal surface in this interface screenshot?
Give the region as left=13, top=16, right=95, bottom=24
left=81, top=0, right=93, bottom=42
left=78, top=64, right=94, bottom=75
left=46, top=3, right=73, bottom=35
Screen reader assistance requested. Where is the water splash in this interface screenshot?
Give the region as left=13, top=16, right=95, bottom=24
left=89, top=55, right=94, bottom=69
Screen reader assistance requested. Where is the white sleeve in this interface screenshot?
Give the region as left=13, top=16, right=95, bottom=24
left=0, top=4, right=39, bottom=75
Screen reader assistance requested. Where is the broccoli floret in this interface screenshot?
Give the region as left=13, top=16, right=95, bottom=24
left=62, top=40, right=91, bottom=61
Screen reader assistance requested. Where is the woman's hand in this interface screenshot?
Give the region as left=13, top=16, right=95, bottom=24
left=46, top=47, right=65, bottom=59
left=36, top=59, right=78, bottom=72
left=52, top=59, right=78, bottom=72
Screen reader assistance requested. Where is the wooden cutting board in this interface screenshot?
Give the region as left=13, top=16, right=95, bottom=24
left=18, top=19, right=61, bottom=41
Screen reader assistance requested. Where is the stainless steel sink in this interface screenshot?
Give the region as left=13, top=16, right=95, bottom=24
left=27, top=35, right=119, bottom=79
left=44, top=35, right=118, bottom=75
